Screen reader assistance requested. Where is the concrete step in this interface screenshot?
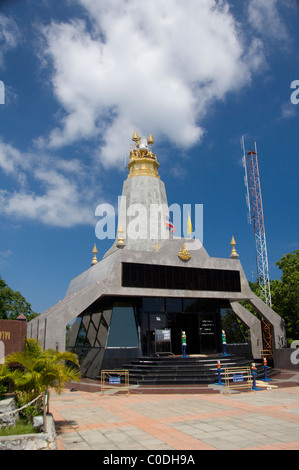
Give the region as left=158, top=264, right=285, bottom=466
left=122, top=355, right=273, bottom=385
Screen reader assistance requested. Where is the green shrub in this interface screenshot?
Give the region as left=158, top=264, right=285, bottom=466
left=0, top=418, right=38, bottom=436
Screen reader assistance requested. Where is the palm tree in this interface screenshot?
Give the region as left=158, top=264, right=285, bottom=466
left=2, top=338, right=80, bottom=431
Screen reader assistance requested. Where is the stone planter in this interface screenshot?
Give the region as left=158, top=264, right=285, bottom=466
left=0, top=396, right=18, bottom=428
left=0, top=414, right=57, bottom=450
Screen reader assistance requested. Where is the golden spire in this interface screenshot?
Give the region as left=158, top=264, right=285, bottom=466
left=132, top=130, right=139, bottom=146
left=148, top=132, right=154, bottom=145
left=128, top=131, right=160, bottom=179
left=230, top=236, right=239, bottom=259
left=91, top=244, right=98, bottom=266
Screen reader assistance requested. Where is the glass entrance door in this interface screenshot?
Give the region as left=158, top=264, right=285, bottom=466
left=172, top=313, right=200, bottom=355
left=140, top=298, right=222, bottom=356
left=199, top=313, right=217, bottom=353
left=148, top=313, right=168, bottom=356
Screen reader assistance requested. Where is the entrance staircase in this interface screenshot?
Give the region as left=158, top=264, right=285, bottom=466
left=122, top=354, right=277, bottom=385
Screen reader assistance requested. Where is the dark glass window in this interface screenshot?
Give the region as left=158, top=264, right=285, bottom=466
left=67, top=306, right=113, bottom=352
left=149, top=313, right=167, bottom=329
left=142, top=297, right=165, bottom=312
left=221, top=308, right=248, bottom=343
left=183, top=299, right=201, bottom=312
left=165, top=298, right=182, bottom=312
left=183, top=299, right=221, bottom=312
left=106, top=305, right=138, bottom=347
left=74, top=317, right=92, bottom=349
left=122, top=263, right=241, bottom=292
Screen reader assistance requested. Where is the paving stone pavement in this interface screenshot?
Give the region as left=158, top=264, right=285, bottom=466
left=50, top=371, right=299, bottom=451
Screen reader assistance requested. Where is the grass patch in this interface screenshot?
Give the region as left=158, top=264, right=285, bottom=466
left=0, top=419, right=38, bottom=436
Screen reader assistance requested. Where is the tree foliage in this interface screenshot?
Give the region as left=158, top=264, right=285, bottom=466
left=2, top=338, right=80, bottom=395
left=271, top=250, right=299, bottom=342
left=246, top=250, right=299, bottom=342
left=0, top=338, right=80, bottom=420
left=0, top=276, right=38, bottom=321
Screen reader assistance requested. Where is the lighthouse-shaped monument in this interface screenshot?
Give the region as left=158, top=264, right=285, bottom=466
left=104, top=130, right=170, bottom=256
left=27, top=132, right=286, bottom=380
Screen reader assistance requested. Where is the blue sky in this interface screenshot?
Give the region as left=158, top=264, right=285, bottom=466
left=0, top=0, right=298, bottom=314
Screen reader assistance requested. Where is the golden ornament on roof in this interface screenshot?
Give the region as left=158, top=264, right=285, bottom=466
left=148, top=133, right=154, bottom=145
left=91, top=244, right=98, bottom=266
left=132, top=130, right=139, bottom=143
left=127, top=130, right=160, bottom=179
left=178, top=244, right=191, bottom=261
left=230, top=236, right=239, bottom=259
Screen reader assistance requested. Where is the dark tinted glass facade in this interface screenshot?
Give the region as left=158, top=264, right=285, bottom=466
left=66, top=298, right=140, bottom=378
left=66, top=294, right=249, bottom=377
left=122, top=263, right=241, bottom=292
left=140, top=297, right=228, bottom=356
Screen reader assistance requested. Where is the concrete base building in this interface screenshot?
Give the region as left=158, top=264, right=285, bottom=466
left=28, top=132, right=286, bottom=379
left=0, top=315, right=27, bottom=363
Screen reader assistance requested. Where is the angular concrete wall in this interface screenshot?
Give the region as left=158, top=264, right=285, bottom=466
left=230, top=301, right=263, bottom=359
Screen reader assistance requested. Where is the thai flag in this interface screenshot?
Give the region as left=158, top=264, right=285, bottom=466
left=165, top=214, right=175, bottom=233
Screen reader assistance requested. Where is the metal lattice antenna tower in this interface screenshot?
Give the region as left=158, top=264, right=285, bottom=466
left=242, top=137, right=272, bottom=307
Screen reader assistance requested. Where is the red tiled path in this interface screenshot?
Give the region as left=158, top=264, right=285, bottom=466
left=50, top=377, right=299, bottom=450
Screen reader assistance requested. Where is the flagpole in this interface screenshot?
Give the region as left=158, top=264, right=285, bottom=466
left=187, top=211, right=192, bottom=239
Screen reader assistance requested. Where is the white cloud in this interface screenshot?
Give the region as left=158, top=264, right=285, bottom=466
left=2, top=2, right=291, bottom=229
left=0, top=139, right=23, bottom=175
left=247, top=0, right=288, bottom=42
left=281, top=101, right=297, bottom=119
left=0, top=140, right=98, bottom=228
left=0, top=13, right=20, bottom=67
left=0, top=249, right=12, bottom=269
left=38, top=0, right=265, bottom=167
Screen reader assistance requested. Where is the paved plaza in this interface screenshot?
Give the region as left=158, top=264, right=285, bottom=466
left=49, top=370, right=299, bottom=451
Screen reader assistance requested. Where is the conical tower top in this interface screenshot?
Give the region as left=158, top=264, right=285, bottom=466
left=132, top=130, right=139, bottom=143
left=91, top=244, right=98, bottom=265
left=230, top=236, right=239, bottom=259
left=148, top=132, right=154, bottom=145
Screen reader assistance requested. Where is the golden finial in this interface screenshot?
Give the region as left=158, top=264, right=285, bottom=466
left=148, top=133, right=154, bottom=145
left=91, top=244, right=98, bottom=265
left=128, top=130, right=160, bottom=179
left=178, top=243, right=191, bottom=261
left=116, top=223, right=125, bottom=248
left=132, top=130, right=139, bottom=143
left=230, top=236, right=239, bottom=259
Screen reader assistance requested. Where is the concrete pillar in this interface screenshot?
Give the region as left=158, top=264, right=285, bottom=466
left=230, top=301, right=263, bottom=359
